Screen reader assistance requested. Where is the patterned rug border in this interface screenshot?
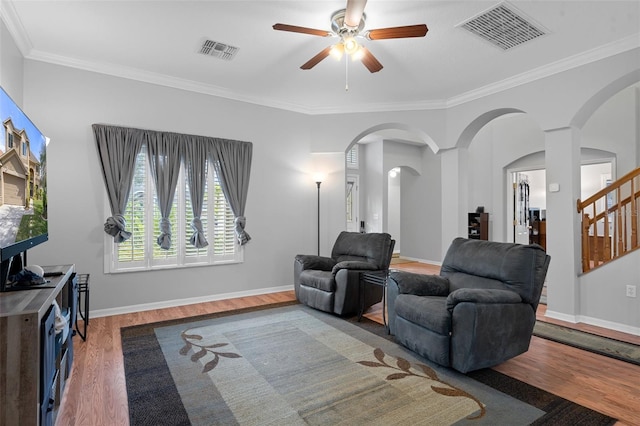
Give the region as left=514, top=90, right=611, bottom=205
left=533, top=320, right=640, bottom=366
left=121, top=300, right=300, bottom=337
left=121, top=303, right=617, bottom=425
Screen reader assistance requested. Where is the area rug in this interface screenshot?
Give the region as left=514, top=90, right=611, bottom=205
left=121, top=303, right=616, bottom=426
left=533, top=320, right=640, bottom=366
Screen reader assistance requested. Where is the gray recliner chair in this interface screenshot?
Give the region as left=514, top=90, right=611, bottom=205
left=294, top=231, right=395, bottom=316
left=388, top=237, right=550, bottom=373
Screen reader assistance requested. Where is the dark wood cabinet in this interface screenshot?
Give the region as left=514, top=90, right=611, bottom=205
left=468, top=212, right=489, bottom=240
left=529, top=220, right=547, bottom=250
left=0, top=265, right=75, bottom=426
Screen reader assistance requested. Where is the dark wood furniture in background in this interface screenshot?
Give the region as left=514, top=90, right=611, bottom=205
left=529, top=220, right=547, bottom=250
left=468, top=212, right=489, bottom=240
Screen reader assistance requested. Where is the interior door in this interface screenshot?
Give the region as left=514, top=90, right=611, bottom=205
left=513, top=172, right=530, bottom=244
left=346, top=174, right=359, bottom=232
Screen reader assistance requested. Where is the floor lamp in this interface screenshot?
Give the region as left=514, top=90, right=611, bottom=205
left=316, top=181, right=321, bottom=255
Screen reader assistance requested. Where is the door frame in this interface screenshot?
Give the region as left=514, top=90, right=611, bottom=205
left=346, top=174, right=359, bottom=232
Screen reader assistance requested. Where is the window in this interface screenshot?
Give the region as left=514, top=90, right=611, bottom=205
left=107, top=144, right=241, bottom=272
left=7, top=133, right=13, bottom=148
left=22, top=141, right=27, bottom=156
left=346, top=145, right=358, bottom=169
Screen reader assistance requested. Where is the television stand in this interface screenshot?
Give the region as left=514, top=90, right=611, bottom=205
left=0, top=264, right=75, bottom=426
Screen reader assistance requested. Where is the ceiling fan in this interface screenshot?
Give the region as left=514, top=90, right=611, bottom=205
left=273, top=0, right=428, bottom=73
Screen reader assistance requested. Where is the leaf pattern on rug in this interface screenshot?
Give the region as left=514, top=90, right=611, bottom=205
left=358, top=348, right=486, bottom=420
left=179, top=330, right=241, bottom=373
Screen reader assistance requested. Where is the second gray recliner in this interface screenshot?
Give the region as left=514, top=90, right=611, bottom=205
left=388, top=237, right=550, bottom=373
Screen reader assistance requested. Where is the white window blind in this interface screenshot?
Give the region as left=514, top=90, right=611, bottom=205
left=346, top=145, right=358, bottom=169
left=109, top=144, right=241, bottom=272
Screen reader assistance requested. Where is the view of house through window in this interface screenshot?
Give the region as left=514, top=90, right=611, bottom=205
left=109, top=144, right=240, bottom=272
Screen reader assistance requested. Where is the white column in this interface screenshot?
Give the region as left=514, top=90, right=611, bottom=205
left=440, top=148, right=469, bottom=258
left=544, top=126, right=581, bottom=321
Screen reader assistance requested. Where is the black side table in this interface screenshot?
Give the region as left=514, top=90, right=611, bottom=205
left=75, top=274, right=90, bottom=341
left=358, top=270, right=389, bottom=332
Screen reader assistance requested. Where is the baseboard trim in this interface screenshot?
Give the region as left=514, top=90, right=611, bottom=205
left=393, top=256, right=442, bottom=265
left=544, top=310, right=579, bottom=323
left=576, top=314, right=640, bottom=337
left=90, top=285, right=295, bottom=319
left=544, top=309, right=640, bottom=337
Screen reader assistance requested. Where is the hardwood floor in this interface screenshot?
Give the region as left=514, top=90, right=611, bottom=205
left=57, top=262, right=640, bottom=425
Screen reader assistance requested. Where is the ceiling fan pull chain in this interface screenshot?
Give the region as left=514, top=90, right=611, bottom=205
left=345, top=56, right=349, bottom=91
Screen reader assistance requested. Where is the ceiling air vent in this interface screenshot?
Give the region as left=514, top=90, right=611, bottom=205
left=198, top=39, right=239, bottom=60
left=459, top=3, right=547, bottom=50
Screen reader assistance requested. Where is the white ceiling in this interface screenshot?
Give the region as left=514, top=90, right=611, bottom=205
left=2, top=1, right=639, bottom=114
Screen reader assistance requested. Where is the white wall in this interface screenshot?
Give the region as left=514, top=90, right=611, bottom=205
left=0, top=19, right=23, bottom=105
left=23, top=60, right=316, bottom=312
left=357, top=139, right=443, bottom=262
left=400, top=148, right=442, bottom=263
left=379, top=140, right=442, bottom=263
left=361, top=141, right=384, bottom=233
left=581, top=163, right=611, bottom=200
left=582, top=83, right=639, bottom=175
left=387, top=171, right=400, bottom=252
left=580, top=247, right=640, bottom=335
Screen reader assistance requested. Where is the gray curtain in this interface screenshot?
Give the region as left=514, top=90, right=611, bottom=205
left=93, top=124, right=252, bottom=249
left=146, top=132, right=182, bottom=250
left=183, top=137, right=209, bottom=248
left=210, top=139, right=253, bottom=245
left=92, top=124, right=143, bottom=243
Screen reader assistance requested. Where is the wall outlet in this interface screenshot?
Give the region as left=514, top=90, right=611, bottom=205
left=626, top=285, right=637, bottom=298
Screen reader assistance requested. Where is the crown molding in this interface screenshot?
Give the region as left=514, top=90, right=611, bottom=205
left=304, top=99, right=447, bottom=115
left=26, top=49, right=317, bottom=114
left=446, top=34, right=640, bottom=108
left=0, top=0, right=32, bottom=57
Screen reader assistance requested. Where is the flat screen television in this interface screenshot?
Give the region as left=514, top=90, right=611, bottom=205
left=0, top=86, right=48, bottom=291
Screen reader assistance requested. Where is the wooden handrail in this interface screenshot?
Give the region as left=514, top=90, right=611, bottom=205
left=577, top=167, right=640, bottom=272
left=578, top=168, right=640, bottom=208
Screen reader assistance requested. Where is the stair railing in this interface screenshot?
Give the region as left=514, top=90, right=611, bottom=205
left=577, top=167, right=640, bottom=272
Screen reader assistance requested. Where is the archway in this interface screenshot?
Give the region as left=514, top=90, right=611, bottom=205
left=344, top=123, right=435, bottom=260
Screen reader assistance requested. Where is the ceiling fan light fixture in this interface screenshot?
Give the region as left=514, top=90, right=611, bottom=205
left=273, top=1, right=426, bottom=76
left=330, top=44, right=344, bottom=59
left=343, top=36, right=359, bottom=55
left=351, top=45, right=365, bottom=61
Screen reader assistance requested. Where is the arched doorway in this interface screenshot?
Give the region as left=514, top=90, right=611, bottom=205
left=344, top=124, right=437, bottom=261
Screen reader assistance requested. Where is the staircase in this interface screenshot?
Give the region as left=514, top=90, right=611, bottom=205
left=577, top=167, right=640, bottom=272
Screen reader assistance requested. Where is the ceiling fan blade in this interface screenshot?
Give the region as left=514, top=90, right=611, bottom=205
left=301, top=46, right=333, bottom=70
left=360, top=47, right=383, bottom=73
left=344, top=0, right=368, bottom=28
left=273, top=23, right=331, bottom=37
left=366, top=24, right=428, bottom=40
